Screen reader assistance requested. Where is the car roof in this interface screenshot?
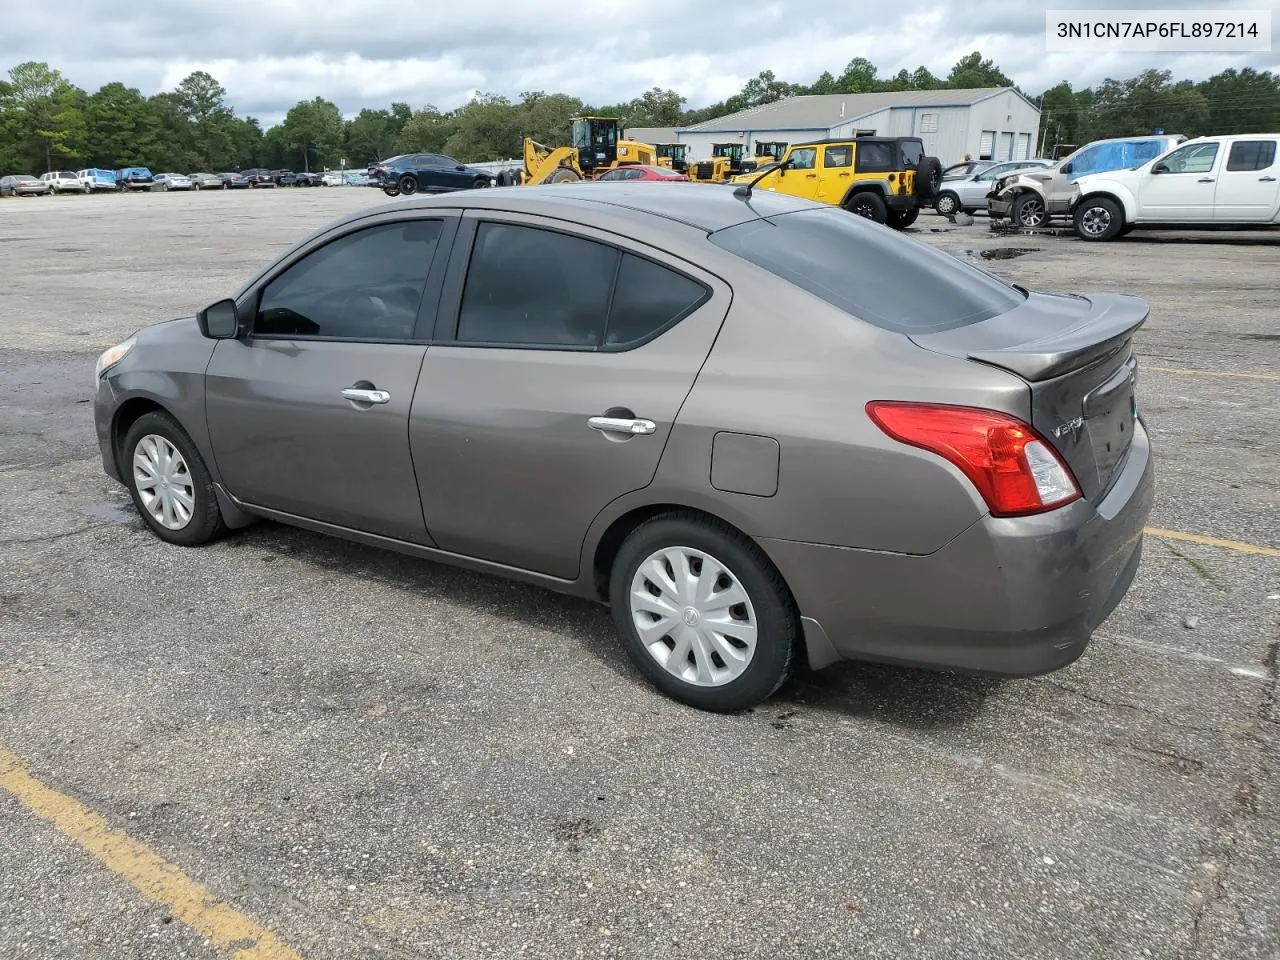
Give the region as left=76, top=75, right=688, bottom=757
left=375, top=181, right=826, bottom=232
left=790, top=136, right=921, bottom=148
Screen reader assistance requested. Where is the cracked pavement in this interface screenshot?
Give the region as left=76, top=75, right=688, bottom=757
left=0, top=189, right=1277, bottom=959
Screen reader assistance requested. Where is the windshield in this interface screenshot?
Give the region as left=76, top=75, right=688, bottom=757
left=709, top=207, right=1025, bottom=334
left=1063, top=139, right=1168, bottom=178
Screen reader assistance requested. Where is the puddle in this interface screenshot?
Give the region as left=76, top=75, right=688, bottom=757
left=82, top=501, right=139, bottom=525
left=960, top=247, right=1041, bottom=261
left=52, top=246, right=87, bottom=253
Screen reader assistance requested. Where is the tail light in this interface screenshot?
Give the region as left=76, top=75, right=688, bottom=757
left=866, top=401, right=1081, bottom=517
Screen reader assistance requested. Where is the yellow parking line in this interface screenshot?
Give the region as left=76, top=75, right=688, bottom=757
left=1145, top=527, right=1280, bottom=558
left=1145, top=365, right=1280, bottom=382
left=0, top=748, right=303, bottom=960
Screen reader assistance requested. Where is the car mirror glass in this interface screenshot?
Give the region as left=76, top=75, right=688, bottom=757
left=1152, top=161, right=1168, bottom=174
left=197, top=298, right=240, bottom=339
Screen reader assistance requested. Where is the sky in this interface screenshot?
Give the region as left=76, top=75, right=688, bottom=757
left=5, top=0, right=1278, bottom=127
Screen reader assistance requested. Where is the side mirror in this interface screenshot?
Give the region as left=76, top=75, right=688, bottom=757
left=1061, top=162, right=1073, bottom=175
left=1152, top=161, right=1169, bottom=174
left=456, top=164, right=465, bottom=171
left=197, top=298, right=240, bottom=339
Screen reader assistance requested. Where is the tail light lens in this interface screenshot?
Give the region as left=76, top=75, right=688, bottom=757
left=866, top=401, right=1081, bottom=517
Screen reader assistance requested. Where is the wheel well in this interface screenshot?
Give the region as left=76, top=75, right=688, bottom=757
left=842, top=183, right=888, bottom=207
left=1076, top=190, right=1126, bottom=217
left=111, top=397, right=167, bottom=466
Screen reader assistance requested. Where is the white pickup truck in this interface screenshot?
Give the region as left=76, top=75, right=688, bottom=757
left=1069, top=134, right=1280, bottom=240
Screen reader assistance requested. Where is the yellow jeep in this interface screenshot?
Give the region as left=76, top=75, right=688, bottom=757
left=732, top=136, right=942, bottom=229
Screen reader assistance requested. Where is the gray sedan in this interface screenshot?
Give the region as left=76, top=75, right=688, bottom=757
left=933, top=159, right=1054, bottom=215
left=1, top=174, right=52, bottom=196
left=92, top=184, right=1153, bottom=712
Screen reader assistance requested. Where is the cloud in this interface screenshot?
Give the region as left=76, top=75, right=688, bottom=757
left=3, top=0, right=1277, bottom=126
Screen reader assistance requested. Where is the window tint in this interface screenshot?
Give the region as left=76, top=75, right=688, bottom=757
left=823, top=146, right=852, bottom=168
left=255, top=220, right=441, bottom=340
left=606, top=255, right=708, bottom=346
left=1227, top=140, right=1277, bottom=171
left=788, top=148, right=816, bottom=170
left=855, top=141, right=894, bottom=172
left=709, top=207, right=1025, bottom=334
left=900, top=140, right=923, bottom=168
left=458, top=223, right=618, bottom=347
left=1161, top=142, right=1219, bottom=174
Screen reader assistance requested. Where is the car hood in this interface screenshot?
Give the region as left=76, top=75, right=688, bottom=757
left=1072, top=167, right=1144, bottom=189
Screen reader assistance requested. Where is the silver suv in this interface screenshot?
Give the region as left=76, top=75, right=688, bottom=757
left=988, top=135, right=1186, bottom=228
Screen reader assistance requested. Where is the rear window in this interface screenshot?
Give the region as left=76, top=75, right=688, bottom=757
left=708, top=207, right=1025, bottom=334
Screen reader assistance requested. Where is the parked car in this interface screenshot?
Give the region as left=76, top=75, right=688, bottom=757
left=932, top=159, right=1054, bottom=216
left=942, top=160, right=995, bottom=180
left=276, top=171, right=301, bottom=186
left=115, top=167, right=155, bottom=191
left=321, top=171, right=345, bottom=186
left=596, top=164, right=691, bottom=182
left=0, top=175, right=51, bottom=196
left=188, top=172, right=224, bottom=190
left=369, top=153, right=496, bottom=196
left=240, top=169, right=276, bottom=188
left=78, top=168, right=118, bottom=192
left=154, top=173, right=194, bottom=191
left=218, top=172, right=251, bottom=189
left=342, top=172, right=369, bottom=186
left=1069, top=134, right=1280, bottom=241
left=40, top=170, right=87, bottom=194
left=92, top=184, right=1153, bottom=712
left=293, top=172, right=324, bottom=187
left=987, top=135, right=1186, bottom=228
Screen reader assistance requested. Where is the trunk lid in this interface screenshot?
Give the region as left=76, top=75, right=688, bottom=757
left=910, top=290, right=1147, bottom=502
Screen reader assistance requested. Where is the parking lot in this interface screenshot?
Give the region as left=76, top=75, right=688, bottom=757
left=1, top=188, right=1277, bottom=959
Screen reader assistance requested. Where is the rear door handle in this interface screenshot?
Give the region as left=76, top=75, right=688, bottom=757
left=1260, top=175, right=1277, bottom=182
left=588, top=416, right=656, bottom=436
left=1197, top=177, right=1215, bottom=183
left=341, top=387, right=390, bottom=404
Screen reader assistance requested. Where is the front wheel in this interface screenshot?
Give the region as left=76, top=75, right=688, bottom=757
left=608, top=514, right=798, bottom=712
left=396, top=174, right=418, bottom=195
left=1074, top=196, right=1124, bottom=241
left=1011, top=192, right=1047, bottom=229
left=933, top=191, right=960, bottom=216
left=122, top=411, right=227, bottom=547
left=844, top=191, right=887, bottom=223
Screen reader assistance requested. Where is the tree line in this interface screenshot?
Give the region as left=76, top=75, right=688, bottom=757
left=2, top=55, right=1278, bottom=175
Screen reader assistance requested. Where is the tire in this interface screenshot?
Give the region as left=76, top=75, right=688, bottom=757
left=396, top=174, right=418, bottom=196
left=844, top=191, right=888, bottom=223
left=887, top=206, right=920, bottom=230
left=122, top=411, right=227, bottom=547
left=914, top=156, right=943, bottom=200
left=546, top=167, right=581, bottom=184
left=1074, top=196, right=1124, bottom=241
left=495, top=170, right=514, bottom=187
left=471, top=177, right=490, bottom=189
left=383, top=186, right=401, bottom=197
left=933, top=191, right=960, bottom=216
left=1011, top=192, right=1047, bottom=229
left=608, top=513, right=798, bottom=712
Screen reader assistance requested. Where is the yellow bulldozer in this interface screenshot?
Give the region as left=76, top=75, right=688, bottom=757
left=742, top=140, right=789, bottom=173
left=497, top=116, right=657, bottom=186
left=654, top=143, right=689, bottom=173
left=688, top=142, right=750, bottom=183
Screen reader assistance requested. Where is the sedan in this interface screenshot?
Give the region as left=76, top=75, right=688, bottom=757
left=369, top=153, right=495, bottom=196
left=218, top=172, right=251, bottom=189
left=1, top=174, right=52, bottom=196
left=93, top=184, right=1153, bottom=712
left=596, top=164, right=690, bottom=182
left=188, top=173, right=224, bottom=190
left=933, top=159, right=1055, bottom=215
left=154, top=173, right=194, bottom=191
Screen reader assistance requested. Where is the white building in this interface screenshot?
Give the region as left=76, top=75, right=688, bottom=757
left=673, top=87, right=1042, bottom=165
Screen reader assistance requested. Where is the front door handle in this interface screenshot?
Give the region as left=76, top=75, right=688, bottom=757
left=1197, top=177, right=1215, bottom=183
left=342, top=387, right=390, bottom=404
left=1260, top=175, right=1277, bottom=182
left=588, top=416, right=656, bottom=436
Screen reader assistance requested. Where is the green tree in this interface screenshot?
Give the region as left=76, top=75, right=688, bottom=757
left=910, top=66, right=943, bottom=90
left=1087, top=69, right=1208, bottom=139
left=1196, top=68, right=1280, bottom=134
left=442, top=93, right=521, bottom=160
left=1, top=61, right=86, bottom=170
left=520, top=91, right=585, bottom=145
left=807, top=71, right=838, bottom=95
left=149, top=91, right=200, bottom=170
left=344, top=107, right=404, bottom=165
left=280, top=96, right=344, bottom=170
left=837, top=58, right=880, bottom=93
left=397, top=104, right=455, bottom=154
left=1036, top=81, right=1092, bottom=150
left=946, top=52, right=1015, bottom=89
left=621, top=87, right=685, bottom=127
left=83, top=82, right=160, bottom=167
left=174, top=70, right=236, bottom=169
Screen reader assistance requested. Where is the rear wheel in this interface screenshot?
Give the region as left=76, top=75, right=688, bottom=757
left=845, top=191, right=887, bottom=223
left=383, top=186, right=401, bottom=197
left=396, top=174, right=418, bottom=196
left=609, top=514, right=798, bottom=712
left=546, top=167, right=581, bottom=184
left=1011, top=192, right=1047, bottom=229
left=122, top=412, right=227, bottom=547
left=933, top=191, right=960, bottom=216
left=1074, top=196, right=1124, bottom=241
left=886, top=207, right=920, bottom=230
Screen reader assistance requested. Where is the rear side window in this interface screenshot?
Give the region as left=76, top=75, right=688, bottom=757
left=1227, top=140, right=1277, bottom=171
left=900, top=140, right=923, bottom=168
left=709, top=207, right=1025, bottom=334
left=606, top=255, right=708, bottom=346
left=855, top=142, right=894, bottom=172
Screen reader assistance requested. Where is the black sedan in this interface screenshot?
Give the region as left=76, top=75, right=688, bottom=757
left=217, top=172, right=251, bottom=189
left=368, top=153, right=495, bottom=196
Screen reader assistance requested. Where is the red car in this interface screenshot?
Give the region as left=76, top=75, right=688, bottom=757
left=595, top=164, right=690, bottom=182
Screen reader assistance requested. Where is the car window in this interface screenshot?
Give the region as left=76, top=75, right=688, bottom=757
left=457, top=223, right=618, bottom=347
left=854, top=141, right=894, bottom=172
left=787, top=148, right=817, bottom=170
left=823, top=146, right=852, bottom=168
left=899, top=140, right=923, bottom=168
left=1160, top=142, right=1219, bottom=174
left=605, top=254, right=709, bottom=347
left=1226, top=140, right=1277, bottom=171
left=976, top=163, right=1013, bottom=181
left=255, top=220, right=443, bottom=340
left=709, top=206, right=1025, bottom=335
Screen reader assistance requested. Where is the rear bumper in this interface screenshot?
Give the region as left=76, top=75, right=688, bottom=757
left=758, top=419, right=1155, bottom=676
left=886, top=193, right=916, bottom=212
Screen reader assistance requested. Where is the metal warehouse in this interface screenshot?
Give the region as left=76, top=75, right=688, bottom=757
left=670, top=87, right=1042, bottom=166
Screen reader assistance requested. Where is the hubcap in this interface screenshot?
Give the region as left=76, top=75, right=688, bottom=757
left=132, top=434, right=195, bottom=530
left=1019, top=199, right=1045, bottom=227
left=938, top=195, right=955, bottom=214
left=1081, top=206, right=1112, bottom=236
left=629, top=546, right=758, bottom=687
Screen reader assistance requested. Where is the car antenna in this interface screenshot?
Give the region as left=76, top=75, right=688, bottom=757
left=733, top=161, right=782, bottom=200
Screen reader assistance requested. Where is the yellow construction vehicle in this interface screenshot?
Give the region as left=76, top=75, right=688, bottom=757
left=499, top=116, right=657, bottom=185
left=653, top=143, right=688, bottom=173
left=741, top=140, right=789, bottom=173
left=688, top=142, right=748, bottom=183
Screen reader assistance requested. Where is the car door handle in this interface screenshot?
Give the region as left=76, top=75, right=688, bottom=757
left=588, top=416, right=656, bottom=436
left=1260, top=176, right=1277, bottom=182
left=341, top=387, right=390, bottom=404
left=805, top=173, right=818, bottom=178
left=1198, top=177, right=1215, bottom=183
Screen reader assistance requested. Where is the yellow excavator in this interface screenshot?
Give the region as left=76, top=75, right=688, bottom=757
left=498, top=116, right=657, bottom=185
left=654, top=143, right=689, bottom=173
left=688, top=142, right=748, bottom=183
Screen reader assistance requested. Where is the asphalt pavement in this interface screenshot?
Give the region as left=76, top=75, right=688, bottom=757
left=0, top=188, right=1276, bottom=960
